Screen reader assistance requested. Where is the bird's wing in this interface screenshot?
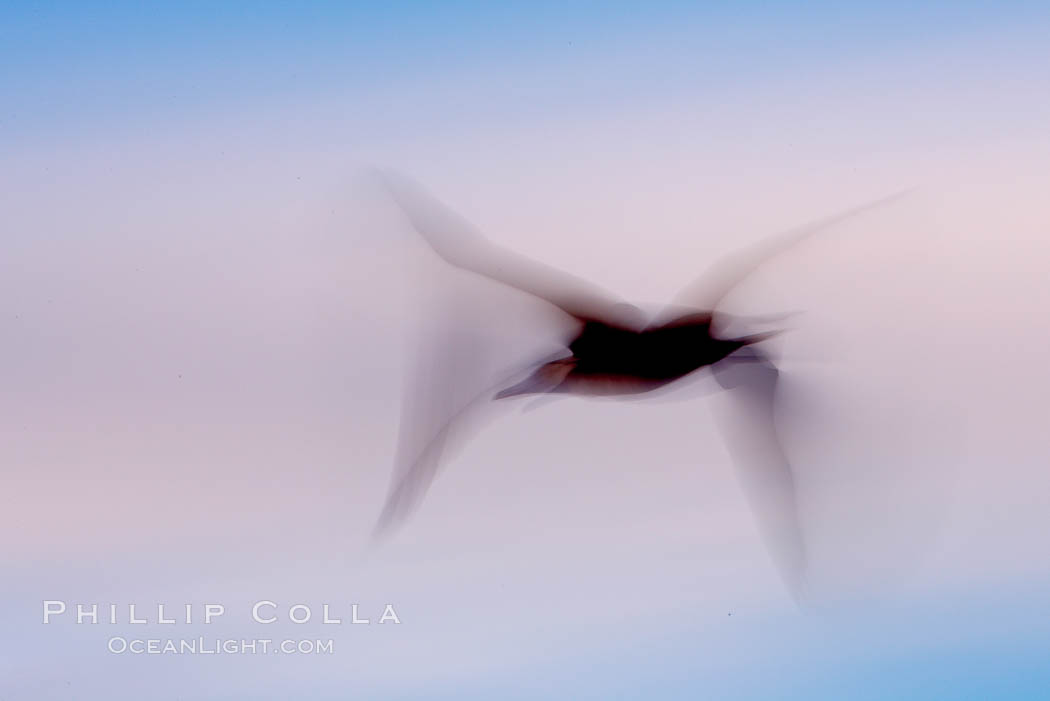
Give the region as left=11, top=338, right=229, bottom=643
left=374, top=312, right=566, bottom=539
left=668, top=192, right=908, bottom=336
left=373, top=170, right=621, bottom=538
left=373, top=365, right=497, bottom=539
left=712, top=347, right=808, bottom=602
left=377, top=170, right=646, bottom=331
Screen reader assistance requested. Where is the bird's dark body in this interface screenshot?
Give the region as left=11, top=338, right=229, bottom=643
left=569, top=315, right=742, bottom=381
left=494, top=312, right=756, bottom=400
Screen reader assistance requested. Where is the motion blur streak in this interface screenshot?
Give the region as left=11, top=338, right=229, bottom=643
left=373, top=171, right=906, bottom=600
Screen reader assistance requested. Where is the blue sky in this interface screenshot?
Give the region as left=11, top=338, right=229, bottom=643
left=3, top=1, right=1048, bottom=149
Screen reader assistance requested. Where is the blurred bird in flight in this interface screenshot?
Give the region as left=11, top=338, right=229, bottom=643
left=372, top=171, right=903, bottom=600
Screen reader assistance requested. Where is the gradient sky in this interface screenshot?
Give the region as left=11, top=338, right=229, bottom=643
left=3, top=2, right=1050, bottom=699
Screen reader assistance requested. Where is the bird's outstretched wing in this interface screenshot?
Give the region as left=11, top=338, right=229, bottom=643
left=377, top=170, right=647, bottom=331
left=373, top=343, right=561, bottom=539
left=692, top=196, right=906, bottom=599
left=670, top=192, right=908, bottom=336
left=375, top=170, right=633, bottom=537
left=712, top=347, right=808, bottom=601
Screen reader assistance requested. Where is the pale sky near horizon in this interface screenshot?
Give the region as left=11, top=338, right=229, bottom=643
left=3, top=2, right=1050, bottom=699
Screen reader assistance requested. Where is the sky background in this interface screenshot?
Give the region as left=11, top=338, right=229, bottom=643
left=3, top=2, right=1050, bottom=699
